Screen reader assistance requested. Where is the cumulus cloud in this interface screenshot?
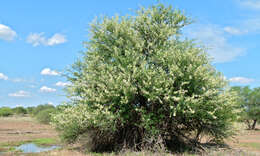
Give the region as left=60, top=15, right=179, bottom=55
left=238, top=0, right=260, bottom=10
left=41, top=68, right=60, bottom=76
left=47, top=101, right=54, bottom=105
left=47, top=33, right=67, bottom=46
left=55, top=81, right=71, bottom=87
left=26, top=32, right=67, bottom=46
left=224, top=19, right=260, bottom=35
left=0, top=24, right=17, bottom=41
left=40, top=86, right=56, bottom=93
left=26, top=33, right=45, bottom=47
left=0, top=73, right=8, bottom=80
left=229, top=77, right=254, bottom=84
left=8, top=90, right=30, bottom=97
left=224, top=26, right=247, bottom=35
left=185, top=24, right=245, bottom=63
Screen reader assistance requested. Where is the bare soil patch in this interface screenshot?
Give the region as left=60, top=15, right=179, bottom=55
left=0, top=116, right=58, bottom=144
left=226, top=124, right=260, bottom=155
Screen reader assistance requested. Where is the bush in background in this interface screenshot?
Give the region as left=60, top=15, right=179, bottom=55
left=231, top=86, right=260, bottom=130
left=26, top=107, right=35, bottom=115
left=0, top=107, right=14, bottom=117
left=36, top=108, right=56, bottom=124
left=32, top=104, right=55, bottom=116
left=12, top=106, right=27, bottom=115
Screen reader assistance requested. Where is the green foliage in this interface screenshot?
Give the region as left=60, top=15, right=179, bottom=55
left=0, top=107, right=14, bottom=117
left=52, top=4, right=237, bottom=152
left=32, top=104, right=55, bottom=116
left=231, top=86, right=260, bottom=130
left=26, top=107, right=35, bottom=114
left=32, top=138, right=58, bottom=146
left=12, top=106, right=27, bottom=115
left=36, top=108, right=56, bottom=124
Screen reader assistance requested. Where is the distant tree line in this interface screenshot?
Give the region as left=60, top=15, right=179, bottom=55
left=0, top=106, right=27, bottom=117
left=0, top=104, right=57, bottom=124
left=231, top=86, right=260, bottom=130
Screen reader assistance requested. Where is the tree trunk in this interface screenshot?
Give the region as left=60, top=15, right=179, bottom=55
left=252, top=120, right=257, bottom=130
left=194, top=128, right=202, bottom=142
left=245, top=120, right=252, bottom=129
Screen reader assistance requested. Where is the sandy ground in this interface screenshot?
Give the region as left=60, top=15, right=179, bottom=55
left=0, top=116, right=58, bottom=144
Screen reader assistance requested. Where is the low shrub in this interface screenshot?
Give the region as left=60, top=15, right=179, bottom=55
left=32, top=104, right=55, bottom=116
left=0, top=107, right=14, bottom=117
left=12, top=106, right=27, bottom=115
left=26, top=107, right=35, bottom=115
left=36, top=108, right=56, bottom=124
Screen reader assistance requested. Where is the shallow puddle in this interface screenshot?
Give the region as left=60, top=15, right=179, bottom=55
left=16, top=143, right=60, bottom=153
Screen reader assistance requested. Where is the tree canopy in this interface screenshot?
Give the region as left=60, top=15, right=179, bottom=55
left=52, top=4, right=237, bottom=152
left=231, top=86, right=260, bottom=130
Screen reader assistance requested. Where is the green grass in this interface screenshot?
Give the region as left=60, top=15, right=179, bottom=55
left=0, top=140, right=28, bottom=147
left=240, top=142, right=260, bottom=150
left=0, top=146, right=16, bottom=152
left=32, top=138, right=58, bottom=146
left=0, top=142, right=25, bottom=153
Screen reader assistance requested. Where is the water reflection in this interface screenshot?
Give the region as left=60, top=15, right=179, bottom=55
left=16, top=143, right=60, bottom=153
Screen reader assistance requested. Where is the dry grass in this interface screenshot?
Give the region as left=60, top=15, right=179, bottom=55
left=0, top=116, right=58, bottom=144
left=225, top=123, right=260, bottom=155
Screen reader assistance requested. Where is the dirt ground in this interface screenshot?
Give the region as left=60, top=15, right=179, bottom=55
left=1, top=117, right=260, bottom=156
left=227, top=126, right=260, bottom=155
left=0, top=116, right=58, bottom=144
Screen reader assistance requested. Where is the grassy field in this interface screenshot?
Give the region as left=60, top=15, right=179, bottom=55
left=0, top=116, right=260, bottom=156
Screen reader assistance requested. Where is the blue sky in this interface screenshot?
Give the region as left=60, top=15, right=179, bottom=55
left=1, top=0, right=260, bottom=107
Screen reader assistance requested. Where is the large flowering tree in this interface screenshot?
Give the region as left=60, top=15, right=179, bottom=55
left=52, top=4, right=237, bottom=152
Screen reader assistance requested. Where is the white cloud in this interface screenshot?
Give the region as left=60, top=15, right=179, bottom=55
left=185, top=24, right=245, bottom=63
left=0, top=24, right=17, bottom=41
left=8, top=90, right=30, bottom=97
left=238, top=0, right=260, bottom=10
left=26, top=32, right=67, bottom=46
left=47, top=101, right=54, bottom=105
left=41, top=68, right=60, bottom=76
left=0, top=73, right=8, bottom=80
left=47, top=33, right=67, bottom=46
left=229, top=77, right=254, bottom=84
left=187, top=25, right=245, bottom=63
left=55, top=81, right=71, bottom=87
left=26, top=32, right=45, bottom=47
left=223, top=19, right=260, bottom=35
left=224, top=26, right=247, bottom=35
left=40, top=86, right=56, bottom=93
